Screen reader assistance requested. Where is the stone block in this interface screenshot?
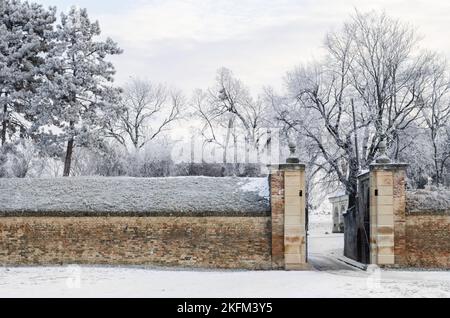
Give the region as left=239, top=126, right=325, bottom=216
left=377, top=185, right=394, bottom=196
left=378, top=246, right=395, bottom=255
left=285, top=187, right=301, bottom=196
left=377, top=226, right=394, bottom=235
left=285, top=176, right=301, bottom=187
left=285, top=215, right=303, bottom=225
left=377, top=214, right=394, bottom=227
left=285, top=225, right=304, bottom=237
left=285, top=254, right=302, bottom=264
left=378, top=254, right=395, bottom=265
left=285, top=244, right=301, bottom=254
left=377, top=235, right=394, bottom=246
left=376, top=204, right=394, bottom=215
left=377, top=196, right=394, bottom=206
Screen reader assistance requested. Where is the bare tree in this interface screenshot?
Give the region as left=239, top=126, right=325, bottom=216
left=420, top=58, right=450, bottom=185
left=329, top=10, right=432, bottom=167
left=107, top=78, right=185, bottom=151
left=193, top=68, right=269, bottom=164
left=274, top=10, right=434, bottom=213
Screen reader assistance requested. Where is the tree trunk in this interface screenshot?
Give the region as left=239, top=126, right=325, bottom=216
left=1, top=104, right=7, bottom=146
left=245, top=136, right=250, bottom=164
left=223, top=118, right=233, bottom=164
left=63, top=122, right=75, bottom=177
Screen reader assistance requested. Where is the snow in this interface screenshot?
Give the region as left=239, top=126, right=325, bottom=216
left=239, top=177, right=270, bottom=200
left=0, top=264, right=449, bottom=298
left=0, top=177, right=270, bottom=215
left=406, top=188, right=450, bottom=213
left=308, top=210, right=345, bottom=264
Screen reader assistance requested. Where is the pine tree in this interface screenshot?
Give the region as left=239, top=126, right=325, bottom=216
left=0, top=0, right=57, bottom=146
left=37, top=6, right=123, bottom=177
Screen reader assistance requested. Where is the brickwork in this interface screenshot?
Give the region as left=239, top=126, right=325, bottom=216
left=270, top=170, right=285, bottom=269
left=393, top=169, right=407, bottom=266
left=404, top=214, right=450, bottom=268
left=0, top=216, right=272, bottom=269
left=368, top=163, right=450, bottom=269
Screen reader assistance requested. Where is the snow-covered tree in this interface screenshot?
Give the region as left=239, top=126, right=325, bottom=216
left=419, top=57, right=450, bottom=185
left=0, top=0, right=57, bottom=145
left=274, top=11, right=437, bottom=213
left=194, top=68, right=269, bottom=164
left=106, top=78, right=184, bottom=151
left=35, top=6, right=123, bottom=177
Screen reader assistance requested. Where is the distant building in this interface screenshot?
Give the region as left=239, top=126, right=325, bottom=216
left=329, top=194, right=348, bottom=233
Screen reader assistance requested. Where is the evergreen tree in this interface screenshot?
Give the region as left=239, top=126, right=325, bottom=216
left=37, top=6, right=123, bottom=176
left=0, top=0, right=57, bottom=146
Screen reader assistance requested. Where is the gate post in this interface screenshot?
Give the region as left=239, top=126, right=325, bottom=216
left=269, top=143, right=308, bottom=270
left=369, top=141, right=408, bottom=266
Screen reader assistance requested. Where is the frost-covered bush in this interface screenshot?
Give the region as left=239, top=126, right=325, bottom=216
left=70, top=143, right=126, bottom=177
left=123, top=139, right=174, bottom=177
left=406, top=188, right=450, bottom=213
left=0, top=141, right=38, bottom=178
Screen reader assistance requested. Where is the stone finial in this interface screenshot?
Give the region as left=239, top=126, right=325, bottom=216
left=375, top=140, right=391, bottom=164
left=286, top=141, right=300, bottom=164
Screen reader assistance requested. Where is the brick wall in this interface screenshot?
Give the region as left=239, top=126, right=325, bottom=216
left=367, top=164, right=450, bottom=269
left=393, top=169, right=407, bottom=265
left=270, top=170, right=285, bottom=269
left=0, top=216, right=272, bottom=269
left=404, top=213, right=450, bottom=268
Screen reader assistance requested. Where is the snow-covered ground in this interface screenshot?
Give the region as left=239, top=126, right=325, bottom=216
left=0, top=213, right=449, bottom=298
left=0, top=264, right=449, bottom=298
left=308, top=210, right=344, bottom=257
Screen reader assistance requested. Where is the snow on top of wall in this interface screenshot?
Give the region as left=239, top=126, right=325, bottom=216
left=406, top=188, right=450, bottom=213
left=0, top=177, right=270, bottom=215
left=239, top=178, right=270, bottom=200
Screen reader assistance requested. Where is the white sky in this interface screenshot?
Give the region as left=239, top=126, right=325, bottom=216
left=35, top=0, right=450, bottom=95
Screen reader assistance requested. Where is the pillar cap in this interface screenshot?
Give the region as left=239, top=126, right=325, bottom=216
left=268, top=163, right=306, bottom=171
left=369, top=163, right=409, bottom=171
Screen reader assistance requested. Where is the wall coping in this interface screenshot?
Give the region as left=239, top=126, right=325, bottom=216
left=329, top=194, right=348, bottom=203
left=0, top=211, right=271, bottom=218
left=268, top=163, right=306, bottom=171
left=405, top=210, right=450, bottom=216
left=0, top=177, right=270, bottom=215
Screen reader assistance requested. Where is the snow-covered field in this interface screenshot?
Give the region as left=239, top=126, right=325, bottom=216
left=1, top=264, right=449, bottom=298
left=0, top=213, right=449, bottom=298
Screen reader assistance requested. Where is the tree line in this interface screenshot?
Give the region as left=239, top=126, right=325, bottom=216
left=1, top=2, right=449, bottom=212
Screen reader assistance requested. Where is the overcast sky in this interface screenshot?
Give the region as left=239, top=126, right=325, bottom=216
left=35, top=0, right=450, bottom=94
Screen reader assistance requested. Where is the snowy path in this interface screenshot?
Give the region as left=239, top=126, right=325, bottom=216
left=0, top=216, right=449, bottom=298
left=307, top=214, right=355, bottom=271
left=308, top=254, right=357, bottom=271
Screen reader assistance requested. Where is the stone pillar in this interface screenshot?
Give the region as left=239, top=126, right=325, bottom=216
left=369, top=141, right=408, bottom=266
left=269, top=142, right=308, bottom=270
